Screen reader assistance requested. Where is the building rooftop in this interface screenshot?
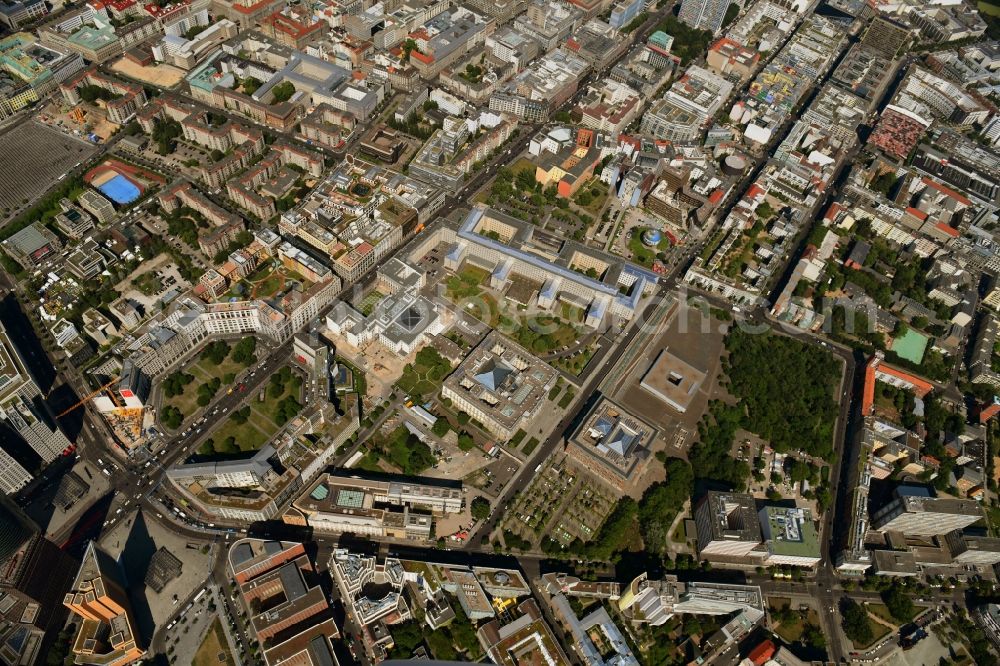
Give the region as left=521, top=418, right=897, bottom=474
left=442, top=330, right=558, bottom=432
left=639, top=348, right=707, bottom=413
left=759, top=506, right=820, bottom=559
left=566, top=396, right=656, bottom=488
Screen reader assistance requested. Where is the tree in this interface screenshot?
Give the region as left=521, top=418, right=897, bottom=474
left=431, top=418, right=451, bottom=437
left=871, top=171, right=898, bottom=197
left=882, top=584, right=916, bottom=623
left=802, top=623, right=826, bottom=649
left=387, top=622, right=424, bottom=659
left=470, top=496, right=490, bottom=521
left=161, top=405, right=183, bottom=429
left=162, top=371, right=193, bottom=398
left=242, top=77, right=263, bottom=95
left=232, top=406, right=251, bottom=424
left=78, top=84, right=118, bottom=104
left=152, top=117, right=182, bottom=155
left=638, top=458, right=693, bottom=552
left=722, top=2, right=740, bottom=27
left=275, top=395, right=303, bottom=425
left=202, top=340, right=231, bottom=365
left=184, top=24, right=208, bottom=39
left=271, top=81, right=296, bottom=104
left=457, top=431, right=476, bottom=451
left=756, top=201, right=775, bottom=220
left=231, top=337, right=257, bottom=365
left=840, top=598, right=874, bottom=646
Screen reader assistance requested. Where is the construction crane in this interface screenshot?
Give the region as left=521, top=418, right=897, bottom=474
left=56, top=377, right=119, bottom=418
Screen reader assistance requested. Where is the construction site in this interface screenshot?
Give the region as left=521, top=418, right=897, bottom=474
left=59, top=360, right=154, bottom=452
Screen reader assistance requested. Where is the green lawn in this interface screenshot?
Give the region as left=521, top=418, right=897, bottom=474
left=628, top=227, right=671, bottom=267
left=503, top=312, right=580, bottom=355
left=397, top=348, right=453, bottom=401
left=358, top=290, right=386, bottom=316
left=510, top=157, right=535, bottom=179
left=162, top=354, right=248, bottom=423
left=202, top=416, right=270, bottom=453
left=193, top=619, right=235, bottom=666
left=769, top=599, right=822, bottom=644
left=446, top=265, right=489, bottom=300
left=852, top=618, right=892, bottom=650
left=197, top=370, right=300, bottom=457
left=573, top=179, right=609, bottom=217
left=552, top=345, right=596, bottom=376
left=355, top=450, right=383, bottom=473
left=979, top=0, right=1000, bottom=15
left=226, top=261, right=304, bottom=300
left=558, top=390, right=575, bottom=409
left=866, top=603, right=898, bottom=626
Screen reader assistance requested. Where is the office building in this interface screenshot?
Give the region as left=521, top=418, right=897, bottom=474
left=285, top=473, right=462, bottom=541
left=639, top=348, right=707, bottom=413
left=441, top=330, right=558, bottom=439
left=437, top=206, right=659, bottom=327
left=640, top=65, right=733, bottom=142
left=860, top=14, right=910, bottom=58
left=330, top=550, right=410, bottom=627
left=0, top=0, right=47, bottom=28
left=478, top=599, right=571, bottom=666
left=0, top=497, right=77, bottom=666
left=0, top=320, right=72, bottom=479
left=490, top=48, right=589, bottom=121
left=758, top=505, right=822, bottom=567
left=695, top=491, right=762, bottom=558
left=63, top=542, right=143, bottom=666
left=678, top=0, right=735, bottom=34
left=872, top=486, right=984, bottom=536
left=565, top=396, right=657, bottom=493
left=228, top=539, right=340, bottom=666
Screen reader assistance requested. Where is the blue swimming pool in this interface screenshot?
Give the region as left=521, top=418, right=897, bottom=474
left=97, top=174, right=141, bottom=205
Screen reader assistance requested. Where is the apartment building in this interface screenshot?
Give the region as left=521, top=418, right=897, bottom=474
left=641, top=65, right=733, bottom=142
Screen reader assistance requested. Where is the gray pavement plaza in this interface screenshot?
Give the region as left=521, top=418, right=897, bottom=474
left=0, top=121, right=98, bottom=218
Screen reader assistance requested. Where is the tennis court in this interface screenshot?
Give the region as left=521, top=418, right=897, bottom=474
left=95, top=173, right=141, bottom=204
left=891, top=328, right=929, bottom=364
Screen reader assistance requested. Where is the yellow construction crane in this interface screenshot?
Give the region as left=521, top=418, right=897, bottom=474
left=56, top=377, right=119, bottom=418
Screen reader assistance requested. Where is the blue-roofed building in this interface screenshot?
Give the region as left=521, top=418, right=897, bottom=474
left=566, top=396, right=657, bottom=492
left=609, top=0, right=645, bottom=29
left=441, top=206, right=658, bottom=328
left=442, top=330, right=558, bottom=439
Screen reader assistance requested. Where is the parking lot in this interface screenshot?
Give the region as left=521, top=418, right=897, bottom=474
left=114, top=252, right=190, bottom=311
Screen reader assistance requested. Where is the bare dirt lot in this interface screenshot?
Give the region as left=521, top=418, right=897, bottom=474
left=111, top=57, right=186, bottom=88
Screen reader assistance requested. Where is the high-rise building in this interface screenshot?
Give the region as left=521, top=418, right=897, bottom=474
left=0, top=496, right=77, bottom=665
left=695, top=491, right=762, bottom=558
left=63, top=542, right=144, bottom=666
left=872, top=486, right=983, bottom=537
left=0, top=320, right=72, bottom=482
left=678, top=0, right=738, bottom=34
left=860, top=15, right=911, bottom=58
